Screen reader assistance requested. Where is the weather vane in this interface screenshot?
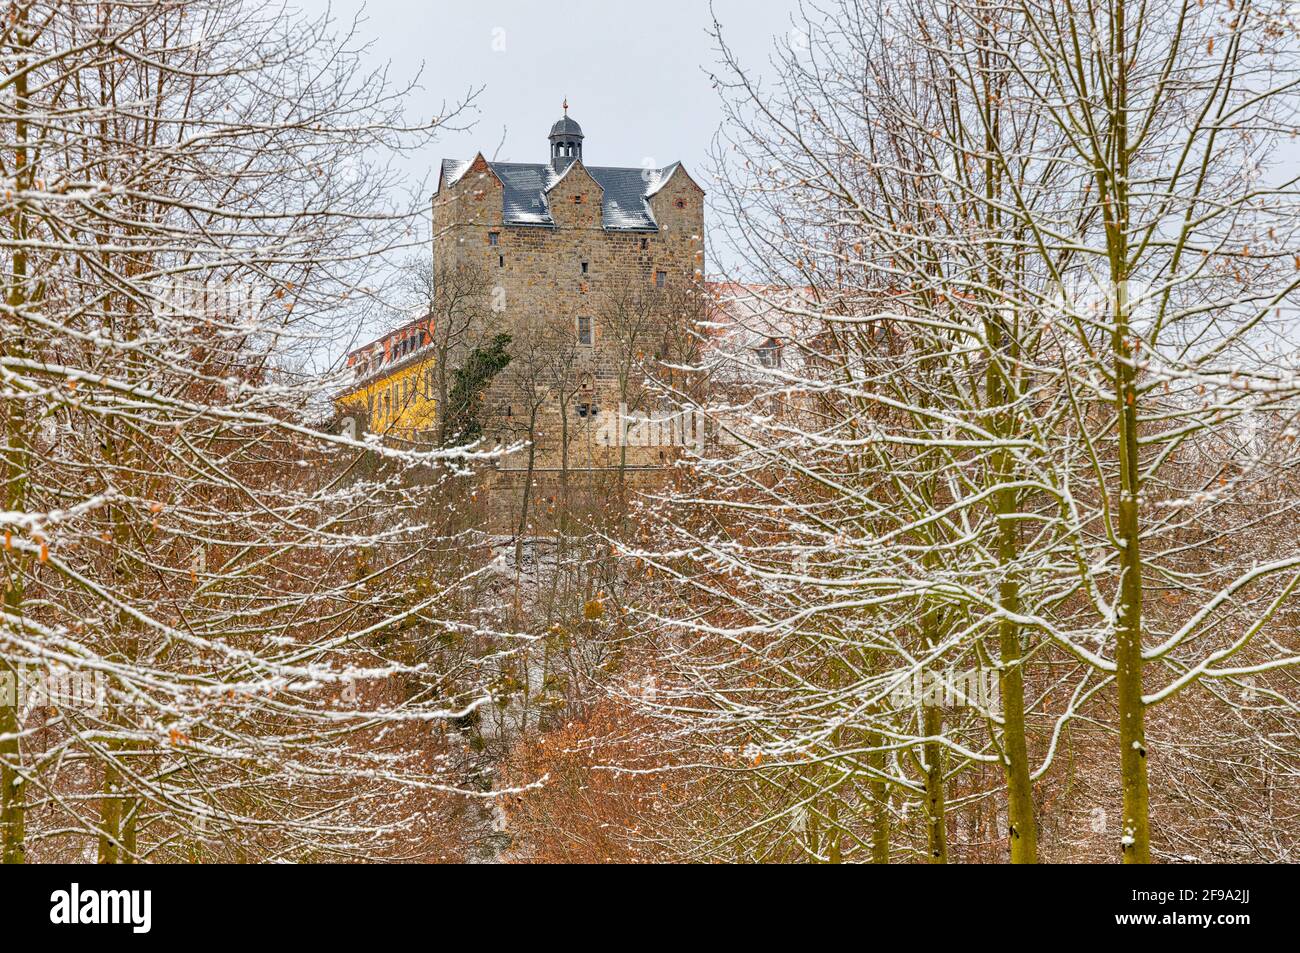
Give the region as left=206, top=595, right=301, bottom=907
left=563, top=97, right=569, bottom=115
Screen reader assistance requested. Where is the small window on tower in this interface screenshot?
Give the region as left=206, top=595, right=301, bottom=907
left=581, top=261, right=588, bottom=275
left=675, top=198, right=686, bottom=209
left=574, top=194, right=584, bottom=205
left=499, top=254, right=505, bottom=268
left=576, top=315, right=593, bottom=347
left=640, top=237, right=648, bottom=250
left=655, top=271, right=667, bottom=288
left=488, top=231, right=499, bottom=246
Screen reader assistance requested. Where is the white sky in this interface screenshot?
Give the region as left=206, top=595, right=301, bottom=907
left=306, top=0, right=795, bottom=202
left=297, top=0, right=797, bottom=362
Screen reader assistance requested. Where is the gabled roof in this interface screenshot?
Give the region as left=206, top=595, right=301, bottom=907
left=644, top=161, right=683, bottom=198
left=439, top=157, right=689, bottom=231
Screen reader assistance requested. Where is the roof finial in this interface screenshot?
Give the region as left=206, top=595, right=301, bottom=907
left=562, top=97, right=569, bottom=115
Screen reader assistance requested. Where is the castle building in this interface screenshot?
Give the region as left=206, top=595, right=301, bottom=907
left=434, top=106, right=704, bottom=446
left=338, top=107, right=705, bottom=528
left=341, top=315, right=439, bottom=435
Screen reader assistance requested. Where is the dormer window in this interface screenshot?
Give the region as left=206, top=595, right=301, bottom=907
left=757, top=338, right=783, bottom=368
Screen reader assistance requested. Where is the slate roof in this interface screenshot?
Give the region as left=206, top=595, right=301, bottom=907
left=439, top=158, right=686, bottom=231
left=549, top=116, right=584, bottom=139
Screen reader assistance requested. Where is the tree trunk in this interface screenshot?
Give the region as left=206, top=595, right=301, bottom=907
left=867, top=733, right=890, bottom=863
left=919, top=558, right=947, bottom=863
left=988, top=324, right=1038, bottom=864
left=98, top=754, right=123, bottom=864
left=0, top=655, right=23, bottom=863
left=514, top=410, right=539, bottom=568
left=1114, top=286, right=1150, bottom=863
left=1, top=9, right=31, bottom=864
left=922, top=705, right=947, bottom=863
left=1109, top=0, right=1151, bottom=863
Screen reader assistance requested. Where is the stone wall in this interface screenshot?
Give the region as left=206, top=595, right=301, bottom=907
left=432, top=153, right=704, bottom=530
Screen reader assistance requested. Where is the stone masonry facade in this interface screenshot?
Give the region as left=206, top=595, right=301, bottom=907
left=432, top=111, right=705, bottom=530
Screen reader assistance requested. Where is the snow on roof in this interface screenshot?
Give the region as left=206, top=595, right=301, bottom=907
left=643, top=161, right=681, bottom=199
left=342, top=315, right=437, bottom=391
left=698, top=282, right=811, bottom=385
left=440, top=158, right=472, bottom=189
left=439, top=158, right=685, bottom=231
left=704, top=282, right=820, bottom=347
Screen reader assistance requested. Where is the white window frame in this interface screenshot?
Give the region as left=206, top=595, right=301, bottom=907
left=757, top=339, right=782, bottom=368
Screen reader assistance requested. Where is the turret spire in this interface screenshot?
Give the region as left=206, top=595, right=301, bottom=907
left=549, top=106, right=584, bottom=173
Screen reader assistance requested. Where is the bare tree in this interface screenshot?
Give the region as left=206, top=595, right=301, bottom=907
left=0, top=0, right=525, bottom=863
left=604, top=0, right=1300, bottom=866
left=391, top=256, right=497, bottom=445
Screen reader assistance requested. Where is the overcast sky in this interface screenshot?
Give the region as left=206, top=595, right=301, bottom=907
left=305, top=0, right=794, bottom=203
left=295, top=0, right=797, bottom=361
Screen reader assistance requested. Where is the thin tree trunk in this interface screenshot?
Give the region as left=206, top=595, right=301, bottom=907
left=988, top=322, right=1039, bottom=863
left=922, top=704, right=947, bottom=863
left=98, top=752, right=122, bottom=864
left=1109, top=0, right=1151, bottom=862
left=977, top=51, right=1040, bottom=861
left=864, top=729, right=890, bottom=863
left=1114, top=287, right=1150, bottom=863
left=514, top=409, right=540, bottom=568
left=0, top=653, right=23, bottom=863
left=919, top=557, right=947, bottom=863
left=1, top=8, right=31, bottom=864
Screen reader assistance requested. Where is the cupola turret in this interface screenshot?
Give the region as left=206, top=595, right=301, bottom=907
left=549, top=99, right=584, bottom=173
